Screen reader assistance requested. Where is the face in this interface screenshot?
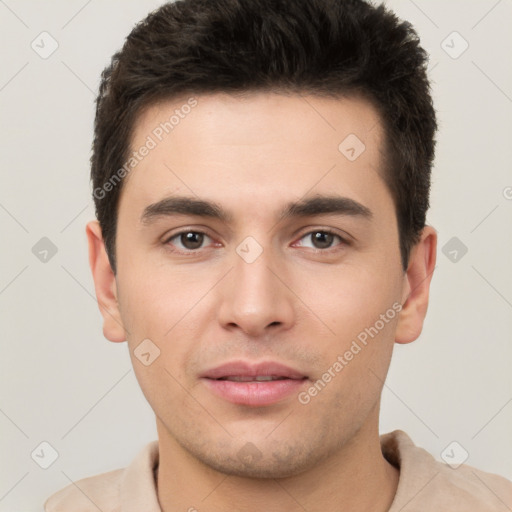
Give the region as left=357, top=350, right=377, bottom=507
left=96, top=92, right=419, bottom=477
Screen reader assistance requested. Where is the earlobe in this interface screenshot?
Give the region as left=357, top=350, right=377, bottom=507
left=86, top=221, right=127, bottom=343
left=395, top=226, right=437, bottom=345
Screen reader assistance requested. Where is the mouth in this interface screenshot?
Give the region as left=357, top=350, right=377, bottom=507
left=200, top=360, right=309, bottom=406
left=200, top=360, right=307, bottom=380
left=215, top=375, right=302, bottom=382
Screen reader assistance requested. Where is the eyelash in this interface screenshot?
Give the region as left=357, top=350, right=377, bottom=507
left=163, top=228, right=350, bottom=255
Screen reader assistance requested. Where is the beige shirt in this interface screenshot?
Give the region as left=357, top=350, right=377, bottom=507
left=44, top=430, right=512, bottom=511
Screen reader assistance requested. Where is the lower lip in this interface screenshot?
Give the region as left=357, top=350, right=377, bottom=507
left=201, top=378, right=308, bottom=406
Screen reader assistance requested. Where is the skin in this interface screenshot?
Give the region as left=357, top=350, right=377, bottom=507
left=87, top=92, right=436, bottom=512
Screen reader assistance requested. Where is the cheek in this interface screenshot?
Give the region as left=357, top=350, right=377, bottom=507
left=118, top=270, right=197, bottom=406
left=298, top=262, right=400, bottom=396
left=128, top=353, right=193, bottom=431
left=299, top=263, right=399, bottom=337
left=117, top=263, right=209, bottom=382
left=116, top=247, right=188, bottom=337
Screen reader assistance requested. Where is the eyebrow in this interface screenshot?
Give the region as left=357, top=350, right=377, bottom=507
left=140, top=194, right=372, bottom=225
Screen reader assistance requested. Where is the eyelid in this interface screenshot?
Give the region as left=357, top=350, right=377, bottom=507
left=162, top=227, right=219, bottom=254
left=162, top=226, right=215, bottom=243
left=162, top=226, right=352, bottom=254
left=292, top=227, right=353, bottom=246
left=293, top=224, right=355, bottom=243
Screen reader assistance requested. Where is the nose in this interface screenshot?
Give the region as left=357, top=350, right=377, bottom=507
left=216, top=245, right=295, bottom=338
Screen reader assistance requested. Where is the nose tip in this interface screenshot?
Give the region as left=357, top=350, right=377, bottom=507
left=225, top=316, right=284, bottom=338
left=217, top=253, right=295, bottom=337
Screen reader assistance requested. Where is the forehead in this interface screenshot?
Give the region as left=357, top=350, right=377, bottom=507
left=131, top=91, right=382, bottom=157
left=120, top=92, right=390, bottom=221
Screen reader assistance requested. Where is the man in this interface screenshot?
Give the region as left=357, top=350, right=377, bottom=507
left=45, top=0, right=512, bottom=510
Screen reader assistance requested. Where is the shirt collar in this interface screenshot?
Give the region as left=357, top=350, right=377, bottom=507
left=120, top=440, right=161, bottom=512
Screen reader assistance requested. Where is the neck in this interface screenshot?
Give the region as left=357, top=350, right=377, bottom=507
left=156, top=410, right=399, bottom=512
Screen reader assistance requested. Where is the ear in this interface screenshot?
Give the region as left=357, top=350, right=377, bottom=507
left=86, top=220, right=126, bottom=342
left=395, top=225, right=437, bottom=344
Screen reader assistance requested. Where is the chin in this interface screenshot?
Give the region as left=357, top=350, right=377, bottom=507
left=182, top=437, right=322, bottom=479
left=200, top=455, right=313, bottom=479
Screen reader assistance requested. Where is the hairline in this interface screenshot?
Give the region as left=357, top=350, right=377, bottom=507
left=107, top=88, right=409, bottom=272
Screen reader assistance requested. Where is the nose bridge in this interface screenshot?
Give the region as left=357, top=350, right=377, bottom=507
left=217, top=239, right=294, bottom=335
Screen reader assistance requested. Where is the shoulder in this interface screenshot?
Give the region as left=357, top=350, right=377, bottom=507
left=44, top=468, right=124, bottom=512
left=382, top=430, right=512, bottom=512
left=44, top=441, right=159, bottom=512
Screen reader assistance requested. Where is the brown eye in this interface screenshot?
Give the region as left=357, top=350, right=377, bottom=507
left=297, top=230, right=343, bottom=250
left=167, top=231, right=211, bottom=251
left=180, top=232, right=204, bottom=249
left=310, top=231, right=335, bottom=249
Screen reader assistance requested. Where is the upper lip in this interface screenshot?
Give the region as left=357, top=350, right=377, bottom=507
left=200, top=360, right=307, bottom=380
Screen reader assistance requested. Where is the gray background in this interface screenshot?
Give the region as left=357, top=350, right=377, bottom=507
left=1, top=0, right=511, bottom=510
